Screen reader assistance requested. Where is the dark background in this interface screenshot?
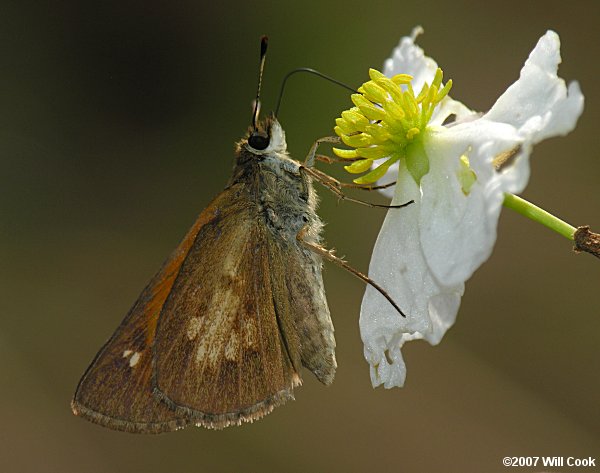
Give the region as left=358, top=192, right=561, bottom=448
left=2, top=1, right=599, bottom=472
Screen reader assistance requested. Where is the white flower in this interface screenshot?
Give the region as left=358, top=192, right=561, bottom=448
left=334, top=28, right=584, bottom=388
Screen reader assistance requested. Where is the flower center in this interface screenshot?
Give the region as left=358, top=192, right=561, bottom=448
left=333, top=68, right=452, bottom=184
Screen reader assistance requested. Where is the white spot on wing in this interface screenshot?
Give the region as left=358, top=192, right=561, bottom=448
left=223, top=251, right=239, bottom=277
left=192, top=229, right=250, bottom=368
left=122, top=349, right=140, bottom=368
left=197, top=345, right=206, bottom=360
left=129, top=352, right=141, bottom=367
left=243, top=318, right=258, bottom=348
left=195, top=288, right=240, bottom=367
left=187, top=316, right=203, bottom=340
left=225, top=334, right=239, bottom=361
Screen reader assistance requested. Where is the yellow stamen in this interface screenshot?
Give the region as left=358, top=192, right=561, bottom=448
left=333, top=148, right=358, bottom=159
left=333, top=66, right=453, bottom=184
left=344, top=158, right=374, bottom=174
left=406, top=128, right=420, bottom=140
left=342, top=132, right=373, bottom=148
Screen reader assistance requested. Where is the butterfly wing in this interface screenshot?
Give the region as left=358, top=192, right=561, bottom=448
left=152, top=190, right=302, bottom=429
left=71, top=189, right=237, bottom=433
left=268, top=237, right=337, bottom=386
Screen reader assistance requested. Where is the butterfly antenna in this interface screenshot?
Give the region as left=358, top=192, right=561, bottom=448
left=275, top=68, right=357, bottom=118
left=252, top=36, right=269, bottom=132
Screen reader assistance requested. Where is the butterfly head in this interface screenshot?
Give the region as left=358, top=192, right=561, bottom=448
left=245, top=115, right=287, bottom=155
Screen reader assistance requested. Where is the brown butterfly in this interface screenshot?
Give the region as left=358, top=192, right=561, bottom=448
left=71, top=37, right=409, bottom=433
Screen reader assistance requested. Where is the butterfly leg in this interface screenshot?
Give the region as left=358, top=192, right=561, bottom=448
left=329, top=178, right=397, bottom=192
left=296, top=226, right=406, bottom=318
left=301, top=165, right=411, bottom=210
left=314, top=156, right=397, bottom=191
left=304, top=135, right=341, bottom=168
left=302, top=135, right=401, bottom=207
left=314, top=154, right=361, bottom=164
left=305, top=135, right=397, bottom=191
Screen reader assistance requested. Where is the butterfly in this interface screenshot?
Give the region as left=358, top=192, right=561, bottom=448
left=72, top=37, right=409, bottom=433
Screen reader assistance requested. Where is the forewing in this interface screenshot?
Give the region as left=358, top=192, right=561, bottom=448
left=152, top=201, right=301, bottom=429
left=72, top=189, right=236, bottom=433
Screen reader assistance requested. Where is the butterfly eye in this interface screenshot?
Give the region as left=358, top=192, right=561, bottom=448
left=248, top=133, right=270, bottom=150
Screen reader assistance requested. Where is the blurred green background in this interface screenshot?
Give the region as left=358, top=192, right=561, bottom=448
left=2, top=1, right=599, bottom=472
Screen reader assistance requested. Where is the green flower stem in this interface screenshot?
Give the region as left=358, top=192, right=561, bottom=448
left=503, top=193, right=576, bottom=241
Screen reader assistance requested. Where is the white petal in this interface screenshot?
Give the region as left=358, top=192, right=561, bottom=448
left=493, top=142, right=532, bottom=196
left=383, top=28, right=472, bottom=127
left=360, top=161, right=464, bottom=388
left=376, top=161, right=399, bottom=200
left=484, top=31, right=584, bottom=152
left=418, top=122, right=521, bottom=286
left=383, top=26, right=437, bottom=92
left=480, top=31, right=583, bottom=198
